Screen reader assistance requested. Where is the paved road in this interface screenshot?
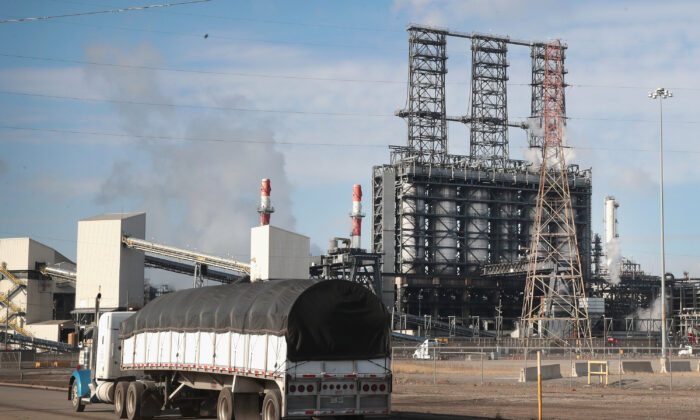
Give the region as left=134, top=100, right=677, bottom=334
left=0, top=385, right=493, bottom=420
left=0, top=386, right=185, bottom=420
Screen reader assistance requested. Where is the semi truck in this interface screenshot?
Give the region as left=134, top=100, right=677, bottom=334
left=68, top=279, right=392, bottom=420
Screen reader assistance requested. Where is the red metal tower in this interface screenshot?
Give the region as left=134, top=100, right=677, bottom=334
left=520, top=41, right=592, bottom=351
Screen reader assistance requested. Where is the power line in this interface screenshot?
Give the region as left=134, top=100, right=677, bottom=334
left=0, top=0, right=212, bottom=24
left=2, top=52, right=696, bottom=94
left=2, top=125, right=700, bottom=154
left=0, top=52, right=408, bottom=84
left=0, top=90, right=394, bottom=118
left=44, top=0, right=400, bottom=33
left=18, top=17, right=398, bottom=51
left=0, top=125, right=389, bottom=148
left=3, top=90, right=700, bottom=127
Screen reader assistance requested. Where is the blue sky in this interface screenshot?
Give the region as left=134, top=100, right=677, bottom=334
left=1, top=0, right=700, bottom=288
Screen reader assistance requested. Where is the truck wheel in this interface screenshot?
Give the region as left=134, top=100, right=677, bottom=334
left=233, top=393, right=259, bottom=420
left=126, top=381, right=145, bottom=420
left=262, top=389, right=281, bottom=420
left=71, top=381, right=85, bottom=412
left=217, top=388, right=233, bottom=420
left=114, top=381, right=129, bottom=418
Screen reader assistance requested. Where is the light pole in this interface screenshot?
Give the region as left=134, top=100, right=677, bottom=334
left=648, top=87, right=672, bottom=357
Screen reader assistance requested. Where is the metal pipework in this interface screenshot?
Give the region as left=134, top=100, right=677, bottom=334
left=350, top=184, right=365, bottom=249
left=405, top=23, right=568, bottom=48
left=42, top=266, right=77, bottom=281
left=257, top=178, right=274, bottom=226
left=122, top=236, right=251, bottom=275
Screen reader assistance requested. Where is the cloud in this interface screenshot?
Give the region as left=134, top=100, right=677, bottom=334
left=0, top=158, right=7, bottom=176
left=392, top=0, right=547, bottom=26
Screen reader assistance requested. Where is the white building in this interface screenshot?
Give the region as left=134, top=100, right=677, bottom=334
left=0, top=238, right=75, bottom=342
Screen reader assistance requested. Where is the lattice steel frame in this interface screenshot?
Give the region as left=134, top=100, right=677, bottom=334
left=397, top=27, right=448, bottom=163
left=521, top=41, right=592, bottom=350
left=470, top=36, right=509, bottom=167
left=530, top=44, right=567, bottom=148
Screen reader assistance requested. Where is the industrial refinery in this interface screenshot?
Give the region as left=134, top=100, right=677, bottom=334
left=2, top=2, right=700, bottom=419
left=1, top=23, right=697, bottom=351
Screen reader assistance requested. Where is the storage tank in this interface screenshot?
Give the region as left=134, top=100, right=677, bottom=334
left=604, top=196, right=619, bottom=244
left=466, top=188, right=488, bottom=266
left=499, top=190, right=517, bottom=263
left=434, top=185, right=457, bottom=275
left=400, top=183, right=424, bottom=273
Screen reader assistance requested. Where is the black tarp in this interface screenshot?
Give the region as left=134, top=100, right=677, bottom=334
left=119, top=279, right=390, bottom=361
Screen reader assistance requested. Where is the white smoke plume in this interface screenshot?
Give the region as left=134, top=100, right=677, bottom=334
left=525, top=118, right=576, bottom=167
left=634, top=297, right=666, bottom=332
left=87, top=43, right=296, bottom=288
left=605, top=238, right=622, bottom=284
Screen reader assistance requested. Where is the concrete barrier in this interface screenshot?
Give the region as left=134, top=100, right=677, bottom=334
left=519, top=364, right=562, bottom=382
left=663, top=360, right=692, bottom=373
left=572, top=362, right=588, bottom=377
left=621, top=361, right=654, bottom=374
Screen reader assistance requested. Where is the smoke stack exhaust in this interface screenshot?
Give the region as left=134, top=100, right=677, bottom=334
left=350, top=184, right=365, bottom=249
left=257, top=178, right=274, bottom=226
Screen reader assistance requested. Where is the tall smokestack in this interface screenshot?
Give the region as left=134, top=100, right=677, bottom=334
left=257, top=178, right=274, bottom=226
left=350, top=184, right=365, bottom=249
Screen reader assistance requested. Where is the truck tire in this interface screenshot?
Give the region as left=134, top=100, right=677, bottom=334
left=126, top=381, right=145, bottom=420
left=233, top=393, right=259, bottom=420
left=70, top=381, right=85, bottom=412
left=217, top=388, right=233, bottom=420
left=114, top=381, right=129, bottom=418
left=262, top=389, right=281, bottom=420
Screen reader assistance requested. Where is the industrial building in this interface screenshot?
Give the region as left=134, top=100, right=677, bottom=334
left=372, top=25, right=591, bottom=327
left=0, top=238, right=76, bottom=344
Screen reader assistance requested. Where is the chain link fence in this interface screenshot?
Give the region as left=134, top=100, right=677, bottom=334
left=391, top=344, right=699, bottom=391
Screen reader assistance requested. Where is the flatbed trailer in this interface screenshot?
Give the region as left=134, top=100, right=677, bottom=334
left=69, top=279, right=392, bottom=420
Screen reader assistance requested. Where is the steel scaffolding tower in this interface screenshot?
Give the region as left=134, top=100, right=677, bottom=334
left=530, top=45, right=567, bottom=148
left=396, top=26, right=448, bottom=164
left=470, top=36, right=509, bottom=167
left=373, top=25, right=591, bottom=322
left=520, top=41, right=592, bottom=350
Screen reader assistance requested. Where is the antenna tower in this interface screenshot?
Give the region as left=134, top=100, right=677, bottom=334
left=520, top=40, right=592, bottom=351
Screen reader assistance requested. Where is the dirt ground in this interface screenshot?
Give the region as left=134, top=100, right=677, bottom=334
left=5, top=359, right=700, bottom=419
left=392, top=358, right=700, bottom=419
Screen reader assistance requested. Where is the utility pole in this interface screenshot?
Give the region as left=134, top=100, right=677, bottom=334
left=648, top=87, right=672, bottom=358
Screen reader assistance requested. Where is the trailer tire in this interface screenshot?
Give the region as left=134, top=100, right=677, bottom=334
left=233, top=393, right=259, bottom=420
left=217, top=388, right=233, bottom=420
left=126, top=381, right=145, bottom=420
left=70, top=381, right=85, bottom=412
left=114, top=381, right=129, bottom=418
left=262, top=389, right=281, bottom=420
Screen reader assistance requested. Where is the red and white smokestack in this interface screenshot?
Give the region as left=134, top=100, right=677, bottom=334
left=350, top=184, right=365, bottom=249
left=257, top=178, right=274, bottom=226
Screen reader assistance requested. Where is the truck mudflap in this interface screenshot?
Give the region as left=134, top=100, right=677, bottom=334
left=69, top=369, right=91, bottom=399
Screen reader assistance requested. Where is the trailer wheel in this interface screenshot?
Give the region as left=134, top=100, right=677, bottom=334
left=262, top=389, right=281, bottom=420
left=233, top=393, right=259, bottom=420
left=114, top=381, right=129, bottom=418
left=217, top=388, right=233, bottom=420
left=126, top=381, right=145, bottom=420
left=70, top=381, right=85, bottom=412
